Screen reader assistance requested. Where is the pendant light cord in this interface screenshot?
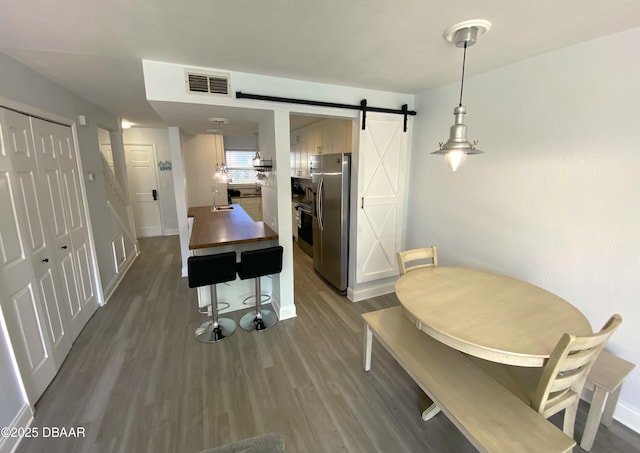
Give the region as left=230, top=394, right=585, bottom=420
left=459, top=41, right=467, bottom=107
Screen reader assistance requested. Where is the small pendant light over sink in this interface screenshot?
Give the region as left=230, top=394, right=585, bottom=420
left=252, top=132, right=262, bottom=166
left=433, top=19, right=491, bottom=171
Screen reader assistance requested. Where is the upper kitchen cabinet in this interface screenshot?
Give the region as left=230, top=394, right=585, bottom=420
left=290, top=118, right=352, bottom=177
left=312, top=118, right=352, bottom=155
left=290, top=131, right=309, bottom=178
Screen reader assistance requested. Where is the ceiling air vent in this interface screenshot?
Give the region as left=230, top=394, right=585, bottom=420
left=186, top=71, right=230, bottom=96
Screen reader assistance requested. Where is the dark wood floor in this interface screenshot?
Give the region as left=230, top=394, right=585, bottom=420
left=17, top=236, right=640, bottom=452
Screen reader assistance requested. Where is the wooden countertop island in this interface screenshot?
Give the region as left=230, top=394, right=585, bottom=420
left=187, top=204, right=280, bottom=314
left=188, top=204, right=278, bottom=250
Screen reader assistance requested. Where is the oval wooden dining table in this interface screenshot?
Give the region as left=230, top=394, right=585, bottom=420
left=395, top=266, right=593, bottom=367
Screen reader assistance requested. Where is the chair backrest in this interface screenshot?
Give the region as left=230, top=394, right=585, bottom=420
left=237, top=246, right=283, bottom=280
left=396, top=246, right=438, bottom=275
left=187, top=252, right=237, bottom=288
left=533, top=314, right=622, bottom=418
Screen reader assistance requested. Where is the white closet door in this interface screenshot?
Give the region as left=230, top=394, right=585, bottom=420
left=0, top=108, right=60, bottom=402
left=31, top=118, right=97, bottom=337
left=355, top=112, right=408, bottom=283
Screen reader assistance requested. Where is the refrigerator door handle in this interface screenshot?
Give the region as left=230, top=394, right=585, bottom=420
left=315, top=178, right=320, bottom=223
left=318, top=177, right=324, bottom=231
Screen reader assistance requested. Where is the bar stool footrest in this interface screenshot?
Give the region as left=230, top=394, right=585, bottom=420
left=198, top=301, right=231, bottom=314
left=242, top=294, right=272, bottom=306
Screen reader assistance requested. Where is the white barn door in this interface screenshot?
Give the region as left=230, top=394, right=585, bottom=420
left=355, top=112, right=408, bottom=283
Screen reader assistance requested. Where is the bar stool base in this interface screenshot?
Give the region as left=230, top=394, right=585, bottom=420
left=195, top=318, right=236, bottom=343
left=240, top=309, right=277, bottom=332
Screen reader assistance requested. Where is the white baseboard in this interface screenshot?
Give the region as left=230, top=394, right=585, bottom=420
left=164, top=228, right=179, bottom=235
left=614, top=401, right=640, bottom=434
left=0, top=403, right=33, bottom=453
left=275, top=299, right=297, bottom=321
left=102, top=253, right=138, bottom=304
left=582, top=386, right=640, bottom=434
left=347, top=281, right=395, bottom=302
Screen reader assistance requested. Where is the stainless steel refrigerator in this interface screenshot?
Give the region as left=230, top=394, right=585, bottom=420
left=311, top=153, right=350, bottom=294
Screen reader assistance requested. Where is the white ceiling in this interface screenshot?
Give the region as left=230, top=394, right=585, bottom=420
left=1, top=0, right=639, bottom=134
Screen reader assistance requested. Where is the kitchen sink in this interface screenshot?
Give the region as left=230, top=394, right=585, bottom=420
left=211, top=205, right=234, bottom=211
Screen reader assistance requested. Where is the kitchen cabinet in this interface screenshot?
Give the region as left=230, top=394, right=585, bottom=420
left=290, top=118, right=353, bottom=178
left=330, top=118, right=352, bottom=153
left=290, top=131, right=311, bottom=178
left=290, top=119, right=352, bottom=171
left=291, top=142, right=309, bottom=178
left=231, top=196, right=262, bottom=221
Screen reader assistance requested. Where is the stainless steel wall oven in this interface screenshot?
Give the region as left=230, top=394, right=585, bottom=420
left=297, top=203, right=313, bottom=256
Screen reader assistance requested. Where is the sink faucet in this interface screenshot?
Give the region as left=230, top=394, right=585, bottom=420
left=213, top=190, right=222, bottom=209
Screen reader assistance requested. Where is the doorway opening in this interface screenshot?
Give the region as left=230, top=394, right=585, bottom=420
left=289, top=113, right=356, bottom=298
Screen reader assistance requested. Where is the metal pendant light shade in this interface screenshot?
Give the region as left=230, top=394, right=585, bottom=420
left=433, top=105, right=482, bottom=171
left=433, top=20, right=491, bottom=171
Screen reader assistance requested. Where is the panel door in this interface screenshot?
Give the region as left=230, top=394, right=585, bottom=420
left=355, top=113, right=408, bottom=283
left=0, top=108, right=60, bottom=403
left=124, top=144, right=162, bottom=237
left=31, top=118, right=98, bottom=337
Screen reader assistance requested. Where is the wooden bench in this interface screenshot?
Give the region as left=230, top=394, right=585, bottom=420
left=581, top=350, right=635, bottom=451
left=362, top=306, right=575, bottom=453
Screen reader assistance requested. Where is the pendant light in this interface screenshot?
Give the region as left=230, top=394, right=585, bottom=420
left=215, top=162, right=230, bottom=182
left=252, top=132, right=262, bottom=166
left=211, top=130, right=230, bottom=183
left=433, top=19, right=491, bottom=171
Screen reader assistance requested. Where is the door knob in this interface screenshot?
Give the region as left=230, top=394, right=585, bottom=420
left=42, top=258, right=49, bottom=263
left=152, top=189, right=158, bottom=200
left=61, top=245, right=68, bottom=249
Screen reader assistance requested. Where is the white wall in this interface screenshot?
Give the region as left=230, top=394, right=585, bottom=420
left=223, top=134, right=257, bottom=150
left=409, top=27, right=640, bottom=430
left=181, top=133, right=224, bottom=208
left=97, top=127, right=111, bottom=145
left=123, top=127, right=178, bottom=233
left=258, top=113, right=279, bottom=231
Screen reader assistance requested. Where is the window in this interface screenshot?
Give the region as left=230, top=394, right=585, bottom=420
left=225, top=150, right=256, bottom=184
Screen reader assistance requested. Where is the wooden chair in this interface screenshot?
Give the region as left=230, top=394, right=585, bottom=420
left=397, top=245, right=440, bottom=420
left=397, top=246, right=438, bottom=275
left=469, top=314, right=622, bottom=439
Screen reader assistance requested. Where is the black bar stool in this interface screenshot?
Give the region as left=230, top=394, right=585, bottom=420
left=237, top=246, right=283, bottom=332
left=188, top=252, right=237, bottom=343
